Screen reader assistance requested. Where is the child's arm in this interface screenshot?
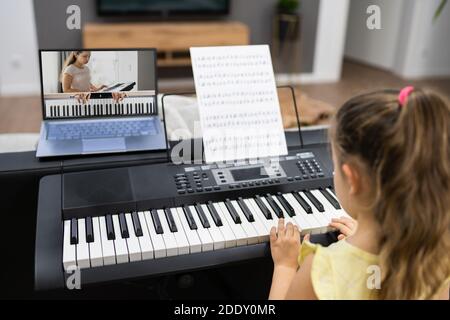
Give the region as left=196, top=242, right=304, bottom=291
left=285, top=254, right=317, bottom=299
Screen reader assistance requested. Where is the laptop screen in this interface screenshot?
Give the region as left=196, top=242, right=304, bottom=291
left=39, top=49, right=157, bottom=120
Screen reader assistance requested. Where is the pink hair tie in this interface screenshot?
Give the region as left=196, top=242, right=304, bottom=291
left=398, top=86, right=414, bottom=107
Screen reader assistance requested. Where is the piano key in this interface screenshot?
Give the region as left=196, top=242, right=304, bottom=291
left=237, top=197, right=254, bottom=222
left=99, top=216, right=116, bottom=265
left=187, top=205, right=214, bottom=251
left=292, top=192, right=312, bottom=213
left=328, top=187, right=336, bottom=196
left=112, top=215, right=129, bottom=264
left=70, top=217, right=78, bottom=245
left=182, top=206, right=198, bottom=230
left=320, top=188, right=341, bottom=209
left=230, top=200, right=259, bottom=244
left=276, top=193, right=295, bottom=217
left=245, top=198, right=273, bottom=235
left=168, top=208, right=190, bottom=255
left=137, top=211, right=154, bottom=260
left=254, top=195, right=272, bottom=219
left=241, top=199, right=270, bottom=242
left=310, top=189, right=339, bottom=222
left=157, top=209, right=179, bottom=256
left=175, top=208, right=202, bottom=253
left=143, top=211, right=166, bottom=258
left=282, top=193, right=314, bottom=233
left=265, top=194, right=284, bottom=218
left=63, top=220, right=77, bottom=271
left=217, top=202, right=248, bottom=246
left=131, top=212, right=143, bottom=237
left=105, top=214, right=115, bottom=240
left=118, top=213, right=129, bottom=238
left=200, top=204, right=225, bottom=250
left=164, top=208, right=178, bottom=232
left=89, top=217, right=104, bottom=267
left=76, top=218, right=90, bottom=269
left=304, top=190, right=325, bottom=212
left=210, top=202, right=237, bottom=248
left=206, top=201, right=222, bottom=227
left=150, top=209, right=163, bottom=234
left=271, top=196, right=299, bottom=228
left=224, top=199, right=241, bottom=224
left=298, top=192, right=329, bottom=233
left=194, top=204, right=210, bottom=228
left=85, top=216, right=94, bottom=243
left=125, top=213, right=142, bottom=262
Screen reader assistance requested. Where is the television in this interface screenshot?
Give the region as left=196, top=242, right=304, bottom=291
left=97, top=0, right=230, bottom=17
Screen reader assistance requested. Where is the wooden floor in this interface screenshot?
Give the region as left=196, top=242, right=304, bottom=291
left=1, top=60, right=449, bottom=133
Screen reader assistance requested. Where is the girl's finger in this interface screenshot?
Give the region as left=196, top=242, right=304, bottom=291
left=303, top=233, right=310, bottom=243
left=293, top=225, right=300, bottom=241
left=329, top=222, right=352, bottom=235
left=285, top=222, right=294, bottom=237
left=277, top=218, right=285, bottom=236
left=270, top=226, right=277, bottom=243
left=337, top=234, right=345, bottom=240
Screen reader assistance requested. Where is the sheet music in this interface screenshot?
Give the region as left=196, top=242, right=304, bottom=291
left=190, top=45, right=288, bottom=163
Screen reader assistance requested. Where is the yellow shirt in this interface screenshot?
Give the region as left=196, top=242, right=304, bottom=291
left=298, top=239, right=380, bottom=299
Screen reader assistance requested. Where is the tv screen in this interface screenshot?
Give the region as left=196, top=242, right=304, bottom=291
left=98, top=0, right=230, bottom=16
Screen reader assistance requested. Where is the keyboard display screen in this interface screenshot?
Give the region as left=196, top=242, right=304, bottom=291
left=230, top=167, right=269, bottom=181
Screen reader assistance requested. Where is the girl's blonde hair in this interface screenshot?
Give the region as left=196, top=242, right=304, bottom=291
left=331, top=88, right=450, bottom=299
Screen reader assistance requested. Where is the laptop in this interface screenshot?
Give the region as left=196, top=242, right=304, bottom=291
left=36, top=48, right=167, bottom=158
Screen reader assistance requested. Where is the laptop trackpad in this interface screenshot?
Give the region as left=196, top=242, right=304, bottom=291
left=82, top=138, right=126, bottom=153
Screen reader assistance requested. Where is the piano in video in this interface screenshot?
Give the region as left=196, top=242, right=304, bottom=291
left=34, top=144, right=348, bottom=291
left=43, top=90, right=156, bottom=119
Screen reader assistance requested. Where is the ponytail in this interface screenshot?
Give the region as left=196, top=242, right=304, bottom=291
left=332, top=88, right=450, bottom=299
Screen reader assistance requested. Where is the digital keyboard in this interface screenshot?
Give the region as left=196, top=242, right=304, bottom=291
left=35, top=144, right=347, bottom=291
left=101, top=82, right=136, bottom=92
left=43, top=92, right=156, bottom=119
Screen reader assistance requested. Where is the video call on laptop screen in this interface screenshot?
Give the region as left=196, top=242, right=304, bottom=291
left=39, top=49, right=157, bottom=119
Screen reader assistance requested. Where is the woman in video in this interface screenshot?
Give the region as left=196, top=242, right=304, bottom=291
left=61, top=50, right=126, bottom=103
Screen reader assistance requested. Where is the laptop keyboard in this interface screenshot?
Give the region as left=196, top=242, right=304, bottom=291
left=47, top=119, right=157, bottom=140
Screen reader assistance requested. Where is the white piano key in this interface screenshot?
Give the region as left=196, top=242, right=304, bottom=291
left=98, top=216, right=116, bottom=265
left=271, top=196, right=298, bottom=227
left=243, top=198, right=271, bottom=242
left=230, top=200, right=259, bottom=245
left=245, top=198, right=273, bottom=234
left=289, top=192, right=325, bottom=234
left=217, top=202, right=248, bottom=246
left=325, top=188, right=352, bottom=219
left=311, top=189, right=341, bottom=221
left=76, top=218, right=90, bottom=269
left=169, top=208, right=190, bottom=255
left=157, top=209, right=179, bottom=257
left=175, top=208, right=202, bottom=253
left=282, top=193, right=313, bottom=232
left=143, top=210, right=166, bottom=258
left=259, top=197, right=279, bottom=228
left=137, top=211, right=154, bottom=260
left=299, top=192, right=329, bottom=233
left=200, top=204, right=225, bottom=250
left=112, top=215, right=129, bottom=264
left=210, top=203, right=237, bottom=248
left=89, top=217, right=104, bottom=267
left=63, top=220, right=77, bottom=271
left=125, top=213, right=142, bottom=262
left=188, top=205, right=214, bottom=252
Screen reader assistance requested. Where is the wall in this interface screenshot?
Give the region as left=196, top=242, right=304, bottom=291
left=345, top=0, right=450, bottom=78
left=32, top=0, right=320, bottom=74
left=0, top=0, right=40, bottom=96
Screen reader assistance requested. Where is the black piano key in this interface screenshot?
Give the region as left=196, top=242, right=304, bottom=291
left=304, top=190, right=325, bottom=212
left=164, top=208, right=178, bottom=232
left=206, top=201, right=222, bottom=226
left=85, top=216, right=94, bottom=243
left=320, top=188, right=341, bottom=209
left=72, top=105, right=75, bottom=116
left=118, top=213, right=129, bottom=238
left=265, top=194, right=284, bottom=218
left=150, top=209, right=164, bottom=234
left=146, top=102, right=150, bottom=113
left=105, top=214, right=115, bottom=240
left=293, top=192, right=312, bottom=214
left=237, top=197, right=254, bottom=222
left=70, top=218, right=78, bottom=245
left=195, top=204, right=210, bottom=228
left=329, top=187, right=336, bottom=196
left=131, top=212, right=143, bottom=237
left=276, top=193, right=296, bottom=217
left=182, top=206, right=197, bottom=230
left=57, top=107, right=60, bottom=117
left=224, top=199, right=241, bottom=224
left=254, top=195, right=272, bottom=219
left=63, top=106, right=66, bottom=117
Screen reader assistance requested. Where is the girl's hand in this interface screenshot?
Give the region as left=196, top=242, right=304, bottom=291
left=74, top=92, right=91, bottom=104
left=112, top=92, right=127, bottom=103
left=270, top=218, right=305, bottom=270
left=329, top=216, right=358, bottom=240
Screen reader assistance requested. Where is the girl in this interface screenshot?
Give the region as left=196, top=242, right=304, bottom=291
left=61, top=51, right=125, bottom=103
left=269, top=87, right=450, bottom=299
